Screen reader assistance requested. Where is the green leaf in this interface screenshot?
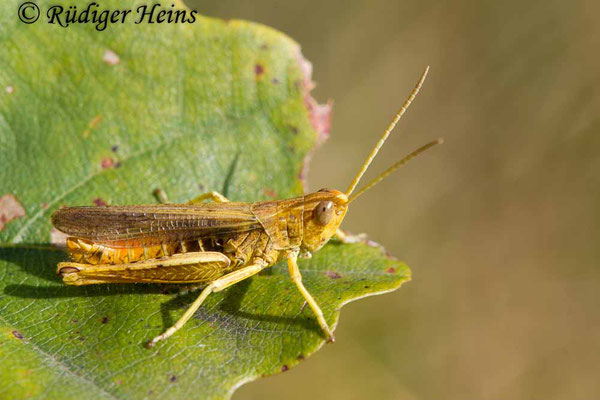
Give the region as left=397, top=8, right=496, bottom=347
left=0, top=1, right=410, bottom=398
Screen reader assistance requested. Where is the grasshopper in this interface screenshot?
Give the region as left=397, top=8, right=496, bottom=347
left=51, top=67, right=441, bottom=348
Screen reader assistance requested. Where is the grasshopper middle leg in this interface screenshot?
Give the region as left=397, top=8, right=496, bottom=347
left=154, top=188, right=230, bottom=204
left=188, top=191, right=229, bottom=204
left=146, top=258, right=268, bottom=348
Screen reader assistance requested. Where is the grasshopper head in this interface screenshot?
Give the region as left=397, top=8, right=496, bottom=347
left=301, top=189, right=349, bottom=253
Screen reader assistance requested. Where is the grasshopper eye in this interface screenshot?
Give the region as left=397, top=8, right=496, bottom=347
left=314, top=201, right=334, bottom=226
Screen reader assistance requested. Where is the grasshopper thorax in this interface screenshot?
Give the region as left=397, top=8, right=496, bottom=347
left=300, top=189, right=348, bottom=254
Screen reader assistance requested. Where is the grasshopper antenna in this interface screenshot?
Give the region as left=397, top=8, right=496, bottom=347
left=348, top=138, right=443, bottom=203
left=345, top=66, right=430, bottom=197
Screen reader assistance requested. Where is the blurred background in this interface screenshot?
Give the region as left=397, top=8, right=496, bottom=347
left=190, top=1, right=600, bottom=399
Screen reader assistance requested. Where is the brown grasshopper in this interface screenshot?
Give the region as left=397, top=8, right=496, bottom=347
left=51, top=67, right=441, bottom=348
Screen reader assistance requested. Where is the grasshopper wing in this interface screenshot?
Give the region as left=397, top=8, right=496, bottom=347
left=52, top=203, right=261, bottom=248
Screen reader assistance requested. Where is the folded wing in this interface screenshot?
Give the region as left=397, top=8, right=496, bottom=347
left=52, top=203, right=261, bottom=248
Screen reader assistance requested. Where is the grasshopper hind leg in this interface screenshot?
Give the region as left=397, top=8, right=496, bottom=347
left=57, top=252, right=231, bottom=286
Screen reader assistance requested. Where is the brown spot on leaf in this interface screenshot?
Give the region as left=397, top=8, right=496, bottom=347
left=254, top=63, right=265, bottom=76
left=297, top=354, right=305, bottom=361
left=50, top=227, right=68, bottom=248
left=101, top=157, right=114, bottom=169
left=5, top=86, right=14, bottom=94
left=111, top=145, right=119, bottom=152
left=262, top=188, right=277, bottom=198
left=93, top=198, right=107, bottom=206
left=12, top=330, right=23, bottom=340
left=101, top=317, right=109, bottom=324
left=0, top=194, right=26, bottom=232
left=102, top=49, right=120, bottom=66
left=281, top=365, right=289, bottom=372
left=169, top=375, right=177, bottom=383
left=325, top=270, right=342, bottom=279
left=385, top=267, right=397, bottom=274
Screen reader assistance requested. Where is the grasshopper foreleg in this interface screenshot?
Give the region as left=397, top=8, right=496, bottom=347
left=334, top=229, right=367, bottom=244
left=286, top=250, right=335, bottom=342
left=146, top=258, right=268, bottom=348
